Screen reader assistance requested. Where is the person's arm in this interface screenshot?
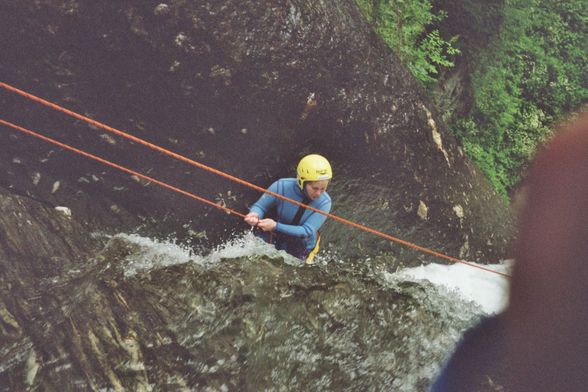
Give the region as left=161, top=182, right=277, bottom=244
left=275, top=199, right=331, bottom=238
left=249, top=181, right=280, bottom=217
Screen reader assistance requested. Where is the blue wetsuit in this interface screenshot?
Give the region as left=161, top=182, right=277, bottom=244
left=249, top=178, right=331, bottom=259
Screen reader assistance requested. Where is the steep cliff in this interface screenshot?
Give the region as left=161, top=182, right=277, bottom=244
left=0, top=189, right=482, bottom=390
left=0, top=0, right=513, bottom=263
left=0, top=3, right=517, bottom=389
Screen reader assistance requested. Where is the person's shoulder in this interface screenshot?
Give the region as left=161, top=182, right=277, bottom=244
left=317, top=191, right=332, bottom=206
left=270, top=178, right=298, bottom=196
left=269, top=177, right=294, bottom=188
left=278, top=178, right=297, bottom=185
left=276, top=178, right=298, bottom=190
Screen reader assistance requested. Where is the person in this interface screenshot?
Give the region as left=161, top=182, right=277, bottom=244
left=429, top=112, right=588, bottom=391
left=244, top=154, right=332, bottom=263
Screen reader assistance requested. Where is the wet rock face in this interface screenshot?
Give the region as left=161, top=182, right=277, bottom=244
left=1, top=2, right=511, bottom=261
left=0, top=191, right=480, bottom=391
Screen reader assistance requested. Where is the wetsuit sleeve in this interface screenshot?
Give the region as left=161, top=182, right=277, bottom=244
left=249, top=181, right=280, bottom=218
left=275, top=199, right=331, bottom=238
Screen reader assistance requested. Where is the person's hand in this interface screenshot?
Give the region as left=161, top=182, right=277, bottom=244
left=257, top=218, right=277, bottom=232
left=244, top=212, right=260, bottom=226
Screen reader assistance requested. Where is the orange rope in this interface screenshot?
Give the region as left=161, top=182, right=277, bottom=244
left=0, top=119, right=245, bottom=219
left=0, top=82, right=511, bottom=278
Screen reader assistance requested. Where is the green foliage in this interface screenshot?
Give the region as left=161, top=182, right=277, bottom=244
left=455, top=0, right=588, bottom=195
left=454, top=107, right=551, bottom=198
left=356, top=0, right=460, bottom=84
left=357, top=0, right=588, bottom=196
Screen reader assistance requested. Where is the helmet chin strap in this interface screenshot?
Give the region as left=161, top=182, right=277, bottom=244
left=302, top=186, right=309, bottom=198
left=298, top=180, right=306, bottom=194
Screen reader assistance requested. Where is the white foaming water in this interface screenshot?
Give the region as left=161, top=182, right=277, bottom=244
left=110, top=233, right=197, bottom=276
left=109, top=232, right=302, bottom=276
left=205, top=231, right=303, bottom=265
left=107, top=232, right=510, bottom=314
left=101, top=231, right=509, bottom=392
left=394, top=261, right=513, bottom=314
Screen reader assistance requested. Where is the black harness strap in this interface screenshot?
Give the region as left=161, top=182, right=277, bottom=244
left=291, top=196, right=311, bottom=226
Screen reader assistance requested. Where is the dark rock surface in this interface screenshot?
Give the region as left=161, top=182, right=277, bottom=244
left=0, top=2, right=513, bottom=390
left=0, top=0, right=513, bottom=262
left=0, top=190, right=481, bottom=391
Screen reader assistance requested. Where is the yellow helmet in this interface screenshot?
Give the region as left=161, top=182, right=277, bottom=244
left=296, top=154, right=332, bottom=189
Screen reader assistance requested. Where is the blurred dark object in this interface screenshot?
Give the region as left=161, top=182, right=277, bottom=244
left=431, top=112, right=588, bottom=392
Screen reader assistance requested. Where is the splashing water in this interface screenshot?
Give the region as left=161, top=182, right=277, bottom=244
left=206, top=231, right=305, bottom=266
left=393, top=261, right=512, bottom=314
left=106, top=231, right=510, bottom=315
left=104, top=233, right=197, bottom=276
left=375, top=262, right=511, bottom=391
left=105, top=232, right=305, bottom=277
left=92, top=232, right=510, bottom=391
